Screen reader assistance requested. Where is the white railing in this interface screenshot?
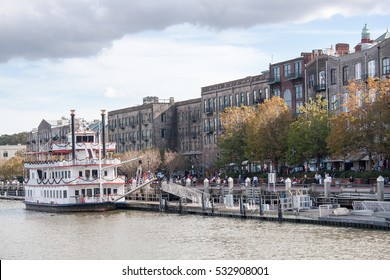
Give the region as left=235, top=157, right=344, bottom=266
left=353, top=201, right=390, bottom=212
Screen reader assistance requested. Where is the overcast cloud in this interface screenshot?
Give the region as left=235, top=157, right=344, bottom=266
left=1, top=0, right=390, bottom=61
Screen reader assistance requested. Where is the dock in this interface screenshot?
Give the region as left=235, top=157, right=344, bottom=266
left=116, top=199, right=390, bottom=231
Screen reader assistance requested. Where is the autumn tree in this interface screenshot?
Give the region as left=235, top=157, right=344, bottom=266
left=327, top=77, right=390, bottom=171
left=287, top=96, right=330, bottom=169
left=218, top=105, right=255, bottom=169
left=246, top=96, right=292, bottom=173
left=0, top=155, right=24, bottom=180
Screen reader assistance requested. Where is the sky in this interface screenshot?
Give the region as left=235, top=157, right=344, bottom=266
left=1, top=0, right=390, bottom=135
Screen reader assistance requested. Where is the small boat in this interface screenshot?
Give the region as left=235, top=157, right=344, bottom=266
left=23, top=110, right=130, bottom=212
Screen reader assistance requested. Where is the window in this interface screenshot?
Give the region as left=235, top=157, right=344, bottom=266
left=161, top=129, right=166, bottom=139
left=355, top=63, right=362, bottom=80
left=161, top=113, right=166, bottom=122
left=368, top=60, right=375, bottom=77
left=383, top=58, right=390, bottom=75
left=273, top=66, right=280, bottom=80
left=295, top=85, right=303, bottom=99
left=309, top=74, right=315, bottom=88
left=331, top=69, right=337, bottom=84
left=319, top=71, right=326, bottom=87
left=294, top=61, right=302, bottom=77
left=3, top=151, right=8, bottom=158
left=246, top=92, right=250, bottom=105
left=273, top=88, right=280, bottom=97
left=284, top=64, right=291, bottom=78
left=283, top=89, right=292, bottom=108
left=342, top=66, right=349, bottom=85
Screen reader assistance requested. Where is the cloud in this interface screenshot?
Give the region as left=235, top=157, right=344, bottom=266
left=104, top=87, right=127, bottom=98
left=1, top=0, right=389, bottom=61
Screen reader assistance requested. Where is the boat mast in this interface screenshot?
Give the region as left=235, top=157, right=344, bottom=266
left=70, top=110, right=76, bottom=164
left=99, top=110, right=105, bottom=202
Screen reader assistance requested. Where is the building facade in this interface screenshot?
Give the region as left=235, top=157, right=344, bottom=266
left=200, top=73, right=270, bottom=170
left=0, top=144, right=26, bottom=161
left=107, top=97, right=176, bottom=153
left=305, top=25, right=390, bottom=115
left=175, top=98, right=202, bottom=168
left=268, top=53, right=315, bottom=115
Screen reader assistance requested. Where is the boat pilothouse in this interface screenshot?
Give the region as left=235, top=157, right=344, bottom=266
left=24, top=110, right=126, bottom=212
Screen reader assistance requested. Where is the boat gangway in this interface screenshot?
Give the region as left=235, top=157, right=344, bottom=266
left=160, top=181, right=210, bottom=205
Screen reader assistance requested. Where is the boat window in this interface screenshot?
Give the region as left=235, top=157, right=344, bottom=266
left=75, top=190, right=79, bottom=196
left=107, top=188, right=111, bottom=195
left=103, top=171, right=108, bottom=177
left=68, top=171, right=71, bottom=178
left=113, top=189, right=117, bottom=195
left=94, top=188, right=100, bottom=195
left=63, top=190, right=67, bottom=198
left=85, top=170, right=90, bottom=178
left=37, top=170, right=43, bottom=180
left=79, top=171, right=83, bottom=177
left=87, top=189, right=92, bottom=197
left=92, top=170, right=98, bottom=178
left=81, top=189, right=86, bottom=197
left=103, top=188, right=107, bottom=195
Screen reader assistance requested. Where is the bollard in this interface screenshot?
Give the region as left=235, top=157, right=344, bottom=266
left=278, top=203, right=283, bottom=223
left=228, top=177, right=234, bottom=194
left=324, top=176, right=331, bottom=198
left=285, top=178, right=291, bottom=191
left=259, top=195, right=263, bottom=216
left=179, top=199, right=182, bottom=213
left=203, top=178, right=209, bottom=194
left=377, top=176, right=384, bottom=201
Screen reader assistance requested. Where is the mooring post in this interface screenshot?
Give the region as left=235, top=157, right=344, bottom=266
left=259, top=195, right=263, bottom=216
left=377, top=176, right=384, bottom=201
left=278, top=202, right=283, bottom=223
left=179, top=198, right=182, bottom=213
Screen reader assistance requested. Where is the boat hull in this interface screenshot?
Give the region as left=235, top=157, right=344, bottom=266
left=24, top=201, right=117, bottom=212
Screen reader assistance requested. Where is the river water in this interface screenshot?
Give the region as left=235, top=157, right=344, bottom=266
left=1, top=200, right=389, bottom=260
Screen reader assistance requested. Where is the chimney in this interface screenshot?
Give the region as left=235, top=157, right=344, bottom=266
left=335, top=43, right=349, bottom=55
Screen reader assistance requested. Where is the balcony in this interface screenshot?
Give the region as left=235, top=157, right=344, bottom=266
left=205, top=108, right=214, bottom=115
left=267, top=76, right=281, bottom=84
left=314, top=84, right=326, bottom=92
left=287, top=71, right=303, bottom=80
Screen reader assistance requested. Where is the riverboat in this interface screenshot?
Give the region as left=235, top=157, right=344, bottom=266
left=23, top=110, right=127, bottom=212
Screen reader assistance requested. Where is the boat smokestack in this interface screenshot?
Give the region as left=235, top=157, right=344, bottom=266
left=101, top=109, right=106, bottom=158
left=70, top=110, right=76, bottom=162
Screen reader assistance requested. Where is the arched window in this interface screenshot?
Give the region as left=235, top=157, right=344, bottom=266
left=283, top=89, right=292, bottom=108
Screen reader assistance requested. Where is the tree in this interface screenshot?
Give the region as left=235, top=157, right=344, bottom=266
left=287, top=96, right=330, bottom=170
left=120, top=148, right=162, bottom=179
left=327, top=77, right=390, bottom=171
left=0, top=155, right=24, bottom=180
left=163, top=149, right=186, bottom=178
left=218, top=105, right=255, bottom=169
left=246, top=96, right=292, bottom=173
